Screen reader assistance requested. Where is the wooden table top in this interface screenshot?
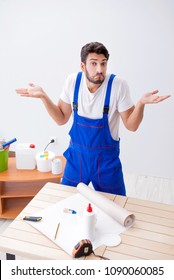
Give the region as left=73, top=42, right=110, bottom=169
left=0, top=182, right=174, bottom=260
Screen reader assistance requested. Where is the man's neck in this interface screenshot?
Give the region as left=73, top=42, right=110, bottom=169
left=86, top=79, right=102, bottom=93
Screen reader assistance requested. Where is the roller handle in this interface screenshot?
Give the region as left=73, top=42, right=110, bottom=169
left=2, top=138, right=17, bottom=149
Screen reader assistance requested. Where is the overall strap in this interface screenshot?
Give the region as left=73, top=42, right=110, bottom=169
left=73, top=72, right=82, bottom=111
left=103, top=74, right=116, bottom=114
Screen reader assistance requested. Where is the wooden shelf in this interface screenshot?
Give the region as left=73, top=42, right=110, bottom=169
left=0, top=157, right=65, bottom=219
left=0, top=197, right=31, bottom=219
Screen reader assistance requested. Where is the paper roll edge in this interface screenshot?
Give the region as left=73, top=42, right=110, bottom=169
left=124, top=214, right=136, bottom=227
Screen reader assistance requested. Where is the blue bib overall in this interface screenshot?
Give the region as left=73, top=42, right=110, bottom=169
left=62, top=72, right=126, bottom=195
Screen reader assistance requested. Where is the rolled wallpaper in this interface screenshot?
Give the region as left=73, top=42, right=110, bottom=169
left=77, top=183, right=135, bottom=227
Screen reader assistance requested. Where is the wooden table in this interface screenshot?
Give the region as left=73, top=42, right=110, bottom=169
left=0, top=157, right=65, bottom=219
left=0, top=182, right=174, bottom=260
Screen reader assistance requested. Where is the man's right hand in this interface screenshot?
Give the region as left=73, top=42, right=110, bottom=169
left=16, top=83, right=46, bottom=99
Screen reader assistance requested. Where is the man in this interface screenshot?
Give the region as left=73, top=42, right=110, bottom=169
left=16, top=42, right=170, bottom=195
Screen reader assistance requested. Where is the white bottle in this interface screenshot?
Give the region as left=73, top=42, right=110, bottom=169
left=51, top=158, right=62, bottom=174
left=82, top=203, right=96, bottom=241
left=15, top=143, right=36, bottom=170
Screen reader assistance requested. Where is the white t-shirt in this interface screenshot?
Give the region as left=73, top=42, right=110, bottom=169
left=60, top=72, right=134, bottom=140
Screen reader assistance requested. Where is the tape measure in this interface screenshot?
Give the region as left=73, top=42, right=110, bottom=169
left=72, top=239, right=93, bottom=258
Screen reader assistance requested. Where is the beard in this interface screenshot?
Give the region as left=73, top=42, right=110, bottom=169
left=85, top=69, right=105, bottom=85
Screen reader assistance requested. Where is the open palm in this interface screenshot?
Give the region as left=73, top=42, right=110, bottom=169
left=140, top=90, right=171, bottom=104
left=16, top=83, right=44, bottom=98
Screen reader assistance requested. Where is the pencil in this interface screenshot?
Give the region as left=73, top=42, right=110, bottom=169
left=54, top=222, right=60, bottom=240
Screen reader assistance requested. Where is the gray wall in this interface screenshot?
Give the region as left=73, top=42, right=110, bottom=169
left=0, top=0, right=173, bottom=178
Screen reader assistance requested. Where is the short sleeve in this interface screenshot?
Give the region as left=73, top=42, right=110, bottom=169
left=60, top=74, right=76, bottom=104
left=117, top=80, right=134, bottom=112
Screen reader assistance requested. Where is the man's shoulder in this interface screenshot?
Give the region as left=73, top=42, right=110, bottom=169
left=64, top=72, right=80, bottom=88
left=107, top=73, right=127, bottom=87
left=67, top=72, right=81, bottom=80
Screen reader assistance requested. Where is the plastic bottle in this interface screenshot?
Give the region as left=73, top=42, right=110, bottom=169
left=15, top=143, right=36, bottom=170
left=82, top=203, right=96, bottom=241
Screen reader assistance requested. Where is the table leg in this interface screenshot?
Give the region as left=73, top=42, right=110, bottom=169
left=6, top=253, right=16, bottom=260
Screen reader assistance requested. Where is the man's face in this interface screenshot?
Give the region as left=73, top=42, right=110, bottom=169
left=81, top=53, right=108, bottom=85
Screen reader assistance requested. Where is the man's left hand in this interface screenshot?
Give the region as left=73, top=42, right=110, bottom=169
left=140, top=90, right=171, bottom=105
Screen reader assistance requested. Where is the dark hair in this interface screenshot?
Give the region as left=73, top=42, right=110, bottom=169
left=80, top=42, right=110, bottom=63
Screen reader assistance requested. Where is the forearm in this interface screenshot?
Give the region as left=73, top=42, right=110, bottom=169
left=120, top=89, right=170, bottom=132
left=40, top=94, right=67, bottom=125
left=125, top=101, right=145, bottom=131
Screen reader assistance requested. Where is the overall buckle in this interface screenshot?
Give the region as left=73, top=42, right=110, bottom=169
left=103, top=106, right=109, bottom=114
left=73, top=102, right=78, bottom=111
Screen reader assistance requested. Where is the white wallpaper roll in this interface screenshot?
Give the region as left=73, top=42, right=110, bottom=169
left=77, top=183, right=135, bottom=227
